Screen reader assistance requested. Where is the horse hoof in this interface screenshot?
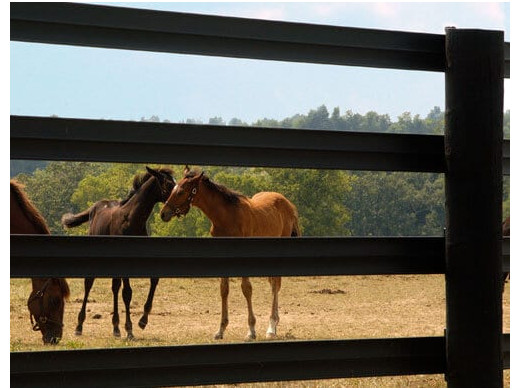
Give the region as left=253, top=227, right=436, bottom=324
left=245, top=333, right=256, bottom=341
left=138, top=318, right=147, bottom=330
left=74, top=329, right=83, bottom=336
left=214, top=333, right=224, bottom=340
left=266, top=332, right=276, bottom=339
left=127, top=334, right=135, bottom=341
left=113, top=329, right=121, bottom=338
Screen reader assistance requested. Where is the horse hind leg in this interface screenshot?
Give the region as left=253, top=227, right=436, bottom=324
left=214, top=277, right=230, bottom=340
left=75, top=278, right=95, bottom=336
left=241, top=277, right=256, bottom=341
left=139, top=278, right=159, bottom=330
left=266, top=276, right=281, bottom=338
left=122, top=278, right=134, bottom=340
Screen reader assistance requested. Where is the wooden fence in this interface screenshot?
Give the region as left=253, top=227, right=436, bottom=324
left=10, top=3, right=510, bottom=387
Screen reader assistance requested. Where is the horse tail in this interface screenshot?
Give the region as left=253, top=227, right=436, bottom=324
left=61, top=208, right=92, bottom=228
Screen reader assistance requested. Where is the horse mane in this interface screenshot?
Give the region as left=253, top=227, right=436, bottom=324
left=10, top=180, right=51, bottom=234
left=185, top=170, right=244, bottom=206
left=120, top=167, right=174, bottom=206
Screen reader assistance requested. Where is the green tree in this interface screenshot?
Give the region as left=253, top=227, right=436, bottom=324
left=266, top=168, right=353, bottom=236
left=209, top=117, right=226, bottom=126
left=345, top=172, right=445, bottom=236
left=71, top=163, right=143, bottom=211
left=303, top=105, right=332, bottom=130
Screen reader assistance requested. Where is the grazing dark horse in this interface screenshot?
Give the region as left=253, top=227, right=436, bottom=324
left=61, top=167, right=175, bottom=339
left=503, top=216, right=510, bottom=288
left=10, top=180, right=71, bottom=345
left=160, top=166, right=300, bottom=340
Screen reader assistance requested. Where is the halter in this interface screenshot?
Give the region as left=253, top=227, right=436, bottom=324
left=165, top=183, right=199, bottom=216
left=28, top=278, right=64, bottom=332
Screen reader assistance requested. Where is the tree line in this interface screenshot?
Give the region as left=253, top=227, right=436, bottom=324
left=12, top=106, right=510, bottom=237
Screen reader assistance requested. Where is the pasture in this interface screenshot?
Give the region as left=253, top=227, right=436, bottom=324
left=10, top=274, right=510, bottom=387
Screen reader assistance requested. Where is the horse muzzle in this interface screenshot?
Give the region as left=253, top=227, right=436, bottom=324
left=160, top=209, right=174, bottom=222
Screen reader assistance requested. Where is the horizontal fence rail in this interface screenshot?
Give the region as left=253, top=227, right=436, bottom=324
left=10, top=235, right=509, bottom=278
left=11, top=115, right=447, bottom=172
left=11, top=235, right=447, bottom=278
left=10, top=3, right=510, bottom=77
left=11, top=337, right=447, bottom=387
left=10, top=334, right=511, bottom=387
left=11, top=3, right=510, bottom=77
left=10, top=116, right=510, bottom=174
left=11, top=2, right=446, bottom=73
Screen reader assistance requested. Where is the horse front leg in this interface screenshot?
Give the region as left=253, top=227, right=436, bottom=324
left=139, top=278, right=159, bottom=330
left=267, top=276, right=281, bottom=338
left=214, top=277, right=229, bottom=340
left=75, top=278, right=95, bottom=336
left=111, top=278, right=122, bottom=337
left=241, top=277, right=256, bottom=340
left=122, top=278, right=134, bottom=340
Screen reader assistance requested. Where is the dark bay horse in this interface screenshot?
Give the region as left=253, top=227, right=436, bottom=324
left=160, top=166, right=300, bottom=340
left=62, top=167, right=175, bottom=339
left=10, top=180, right=71, bottom=345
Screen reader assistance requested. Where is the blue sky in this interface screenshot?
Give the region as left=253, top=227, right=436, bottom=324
left=10, top=2, right=510, bottom=124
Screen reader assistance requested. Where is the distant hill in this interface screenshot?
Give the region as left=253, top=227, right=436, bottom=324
left=10, top=161, right=48, bottom=177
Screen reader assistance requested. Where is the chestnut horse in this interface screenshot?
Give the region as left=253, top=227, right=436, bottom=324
left=62, top=167, right=175, bottom=339
left=10, top=180, right=71, bottom=345
left=160, top=166, right=300, bottom=340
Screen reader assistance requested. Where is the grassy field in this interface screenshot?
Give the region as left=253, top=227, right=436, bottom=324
left=10, top=275, right=510, bottom=387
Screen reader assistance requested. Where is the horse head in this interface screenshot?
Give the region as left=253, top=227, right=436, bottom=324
left=27, top=278, right=70, bottom=345
left=145, top=166, right=176, bottom=203
left=160, top=166, right=204, bottom=222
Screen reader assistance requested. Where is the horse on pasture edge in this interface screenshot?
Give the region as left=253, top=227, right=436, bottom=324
left=61, top=166, right=175, bottom=339
left=160, top=166, right=300, bottom=340
left=10, top=180, right=71, bottom=345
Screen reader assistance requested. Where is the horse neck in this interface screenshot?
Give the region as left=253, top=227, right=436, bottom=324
left=192, top=180, right=238, bottom=229
left=10, top=189, right=50, bottom=234
left=121, top=177, right=161, bottom=221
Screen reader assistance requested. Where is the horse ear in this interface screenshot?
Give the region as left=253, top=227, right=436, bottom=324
left=184, top=165, right=191, bottom=175
left=196, top=171, right=205, bottom=180
left=146, top=166, right=165, bottom=182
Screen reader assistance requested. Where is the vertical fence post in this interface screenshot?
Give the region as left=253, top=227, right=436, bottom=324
left=444, top=28, right=504, bottom=387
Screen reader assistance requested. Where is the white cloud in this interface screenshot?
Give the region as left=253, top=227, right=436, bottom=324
left=371, top=2, right=400, bottom=19
left=474, top=2, right=506, bottom=24
left=240, top=5, right=287, bottom=22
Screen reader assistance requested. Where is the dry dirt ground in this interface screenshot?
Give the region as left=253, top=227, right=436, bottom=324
left=10, top=275, right=510, bottom=387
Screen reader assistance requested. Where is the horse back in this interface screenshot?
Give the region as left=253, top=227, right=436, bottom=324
left=246, top=192, right=299, bottom=237
left=88, top=200, right=120, bottom=235
left=89, top=200, right=148, bottom=236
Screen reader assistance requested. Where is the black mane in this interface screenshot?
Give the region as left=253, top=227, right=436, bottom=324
left=121, top=167, right=174, bottom=205
left=203, top=177, right=244, bottom=206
